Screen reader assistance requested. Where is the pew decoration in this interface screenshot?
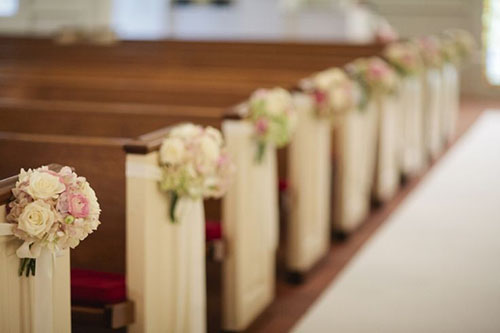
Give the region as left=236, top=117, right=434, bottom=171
left=300, top=68, right=360, bottom=119
left=158, top=124, right=233, bottom=222
left=443, top=29, right=476, bottom=64
left=345, top=57, right=399, bottom=98
left=246, top=88, right=297, bottom=162
left=5, top=166, right=101, bottom=277
left=383, top=42, right=424, bottom=78
left=416, top=36, right=444, bottom=69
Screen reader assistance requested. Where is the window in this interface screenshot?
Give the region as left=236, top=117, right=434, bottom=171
left=484, top=0, right=500, bottom=85
left=0, top=0, right=18, bottom=17
left=173, top=0, right=231, bottom=6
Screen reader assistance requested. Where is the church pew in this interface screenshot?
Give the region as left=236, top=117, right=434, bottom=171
left=0, top=92, right=333, bottom=329
left=0, top=103, right=273, bottom=331
left=0, top=130, right=211, bottom=331
left=0, top=36, right=383, bottom=72
left=0, top=169, right=72, bottom=332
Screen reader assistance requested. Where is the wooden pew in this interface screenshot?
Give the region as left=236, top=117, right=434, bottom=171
left=0, top=37, right=384, bottom=106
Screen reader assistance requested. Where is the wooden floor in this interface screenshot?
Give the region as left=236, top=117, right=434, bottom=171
left=243, top=97, right=495, bottom=333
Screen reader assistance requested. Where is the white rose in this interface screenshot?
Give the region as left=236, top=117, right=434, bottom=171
left=205, top=127, right=223, bottom=146
left=265, top=88, right=292, bottom=116
left=160, top=137, right=186, bottom=165
left=18, top=200, right=56, bottom=238
left=170, top=123, right=202, bottom=140
left=26, top=171, right=65, bottom=200
left=313, top=68, right=346, bottom=91
left=199, top=135, right=220, bottom=163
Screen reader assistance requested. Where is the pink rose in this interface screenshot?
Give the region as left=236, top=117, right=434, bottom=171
left=68, top=193, right=90, bottom=218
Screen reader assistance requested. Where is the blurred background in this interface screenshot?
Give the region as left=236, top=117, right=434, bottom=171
left=0, top=0, right=494, bottom=98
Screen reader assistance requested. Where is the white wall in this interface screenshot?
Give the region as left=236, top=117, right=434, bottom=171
left=0, top=0, right=112, bottom=35
left=168, top=0, right=374, bottom=42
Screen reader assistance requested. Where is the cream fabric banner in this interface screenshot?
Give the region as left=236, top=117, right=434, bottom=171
left=0, top=205, right=71, bottom=333
left=423, top=68, right=445, bottom=159
left=333, top=101, right=377, bottom=232
left=441, top=64, right=460, bottom=143
left=287, top=93, right=331, bottom=272
left=398, top=76, right=426, bottom=176
left=126, top=153, right=206, bottom=333
left=373, top=93, right=400, bottom=202
left=222, top=120, right=278, bottom=331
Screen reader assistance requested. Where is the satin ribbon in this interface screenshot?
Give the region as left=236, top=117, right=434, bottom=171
left=0, top=223, right=54, bottom=333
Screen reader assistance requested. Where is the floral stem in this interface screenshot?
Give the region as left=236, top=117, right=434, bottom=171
left=19, top=258, right=36, bottom=277
left=255, top=142, right=267, bottom=163
left=19, top=258, right=28, bottom=276
left=169, top=191, right=179, bottom=223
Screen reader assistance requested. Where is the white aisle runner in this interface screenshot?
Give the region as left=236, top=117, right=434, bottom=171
left=293, top=111, right=500, bottom=333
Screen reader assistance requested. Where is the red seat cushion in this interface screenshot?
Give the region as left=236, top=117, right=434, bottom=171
left=205, top=221, right=222, bottom=241
left=279, top=179, right=289, bottom=192
left=71, top=269, right=126, bottom=306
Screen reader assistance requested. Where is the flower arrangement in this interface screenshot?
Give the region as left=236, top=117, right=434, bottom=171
left=345, top=57, right=399, bottom=97
left=439, top=36, right=461, bottom=65
left=6, top=166, right=101, bottom=276
left=373, top=16, right=399, bottom=43
left=300, top=68, right=361, bottom=117
left=246, top=88, right=297, bottom=162
left=443, top=29, right=476, bottom=62
left=383, top=42, right=424, bottom=77
left=158, top=124, right=233, bottom=222
left=415, top=36, right=443, bottom=68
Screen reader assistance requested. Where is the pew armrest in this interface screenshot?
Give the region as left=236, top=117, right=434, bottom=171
left=72, top=300, right=135, bottom=329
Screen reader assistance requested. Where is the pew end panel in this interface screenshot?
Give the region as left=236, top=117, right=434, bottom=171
left=286, top=93, right=332, bottom=275
left=124, top=132, right=207, bottom=333
left=221, top=118, right=278, bottom=331
left=372, top=93, right=401, bottom=203
left=332, top=101, right=378, bottom=234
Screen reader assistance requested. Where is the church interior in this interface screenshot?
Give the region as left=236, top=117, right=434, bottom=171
left=1, top=0, right=500, bottom=332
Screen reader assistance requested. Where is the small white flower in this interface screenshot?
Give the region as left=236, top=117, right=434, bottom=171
left=160, top=137, right=186, bottom=165
left=199, top=135, right=220, bottom=164
left=18, top=200, right=56, bottom=238
left=26, top=171, right=65, bottom=200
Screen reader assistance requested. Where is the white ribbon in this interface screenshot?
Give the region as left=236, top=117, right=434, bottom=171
left=0, top=223, right=54, bottom=333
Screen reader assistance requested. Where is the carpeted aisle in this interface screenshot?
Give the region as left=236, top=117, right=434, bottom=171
left=292, top=111, right=500, bottom=333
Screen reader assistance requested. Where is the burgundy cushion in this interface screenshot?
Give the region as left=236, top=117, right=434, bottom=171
left=279, top=179, right=289, bottom=192
left=205, top=221, right=222, bottom=242
left=71, top=269, right=126, bottom=306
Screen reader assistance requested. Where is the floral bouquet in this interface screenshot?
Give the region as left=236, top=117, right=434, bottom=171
left=345, top=57, right=399, bottom=97
left=415, top=36, right=443, bottom=68
left=158, top=124, right=233, bottom=222
left=300, top=68, right=361, bottom=117
left=443, top=29, right=476, bottom=62
left=6, top=166, right=101, bottom=276
left=439, top=35, right=461, bottom=65
left=246, top=88, right=297, bottom=162
left=384, top=42, right=424, bottom=77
